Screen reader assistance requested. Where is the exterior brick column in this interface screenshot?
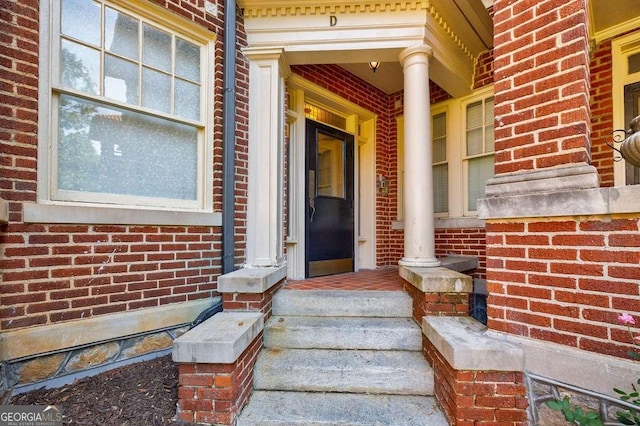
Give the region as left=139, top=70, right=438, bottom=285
left=399, top=266, right=473, bottom=323
left=423, top=316, right=528, bottom=426
left=174, top=262, right=286, bottom=425
left=176, top=333, right=263, bottom=424
left=492, top=0, right=591, bottom=175
left=403, top=282, right=470, bottom=323
left=424, top=338, right=528, bottom=425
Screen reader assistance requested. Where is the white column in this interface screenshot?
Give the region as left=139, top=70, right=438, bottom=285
left=244, top=47, right=289, bottom=267
left=399, top=44, right=440, bottom=267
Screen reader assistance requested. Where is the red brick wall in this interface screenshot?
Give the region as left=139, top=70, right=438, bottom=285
left=590, top=39, right=615, bottom=187
left=486, top=216, right=640, bottom=360
left=0, top=0, right=250, bottom=331
left=493, top=0, right=592, bottom=175
left=230, top=6, right=250, bottom=263
left=403, top=283, right=469, bottom=324
left=474, top=48, right=494, bottom=90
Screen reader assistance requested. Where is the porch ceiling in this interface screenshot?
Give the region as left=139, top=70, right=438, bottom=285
left=237, top=0, right=493, bottom=96
left=589, top=0, right=640, bottom=41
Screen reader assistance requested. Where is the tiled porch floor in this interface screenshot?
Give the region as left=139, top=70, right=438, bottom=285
left=284, top=267, right=405, bottom=291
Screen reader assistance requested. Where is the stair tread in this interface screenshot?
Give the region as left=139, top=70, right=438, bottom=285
left=254, top=348, right=433, bottom=395
left=272, top=290, right=413, bottom=317
left=267, top=315, right=419, bottom=329
left=237, top=391, right=448, bottom=426
left=264, top=316, right=422, bottom=350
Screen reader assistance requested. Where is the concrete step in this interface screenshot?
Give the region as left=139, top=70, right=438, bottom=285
left=264, top=316, right=422, bottom=351
left=272, top=289, right=413, bottom=318
left=236, top=391, right=448, bottom=426
left=254, top=348, right=433, bottom=395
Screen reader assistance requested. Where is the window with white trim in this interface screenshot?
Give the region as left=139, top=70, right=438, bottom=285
left=42, top=0, right=214, bottom=211
left=432, top=112, right=448, bottom=214
left=395, top=86, right=494, bottom=222
left=463, top=97, right=494, bottom=214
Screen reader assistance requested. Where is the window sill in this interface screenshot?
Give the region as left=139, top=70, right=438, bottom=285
left=23, top=203, right=221, bottom=227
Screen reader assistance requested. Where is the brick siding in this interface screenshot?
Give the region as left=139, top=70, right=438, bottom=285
left=486, top=216, right=640, bottom=359
left=474, top=48, right=495, bottom=90
left=492, top=0, right=592, bottom=175
left=221, top=280, right=284, bottom=322
left=403, top=282, right=470, bottom=324
left=590, top=39, right=615, bottom=187
left=0, top=0, right=250, bottom=331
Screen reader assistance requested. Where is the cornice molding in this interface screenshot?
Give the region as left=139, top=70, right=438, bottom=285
left=242, top=0, right=476, bottom=62
left=241, top=2, right=424, bottom=17
left=425, top=2, right=475, bottom=61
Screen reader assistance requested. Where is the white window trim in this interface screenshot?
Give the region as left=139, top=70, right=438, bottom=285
left=432, top=105, right=451, bottom=218
left=35, top=0, right=216, bottom=225
left=612, top=30, right=640, bottom=187
left=461, top=89, right=494, bottom=216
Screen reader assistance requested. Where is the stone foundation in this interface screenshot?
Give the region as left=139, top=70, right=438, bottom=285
left=3, top=326, right=187, bottom=398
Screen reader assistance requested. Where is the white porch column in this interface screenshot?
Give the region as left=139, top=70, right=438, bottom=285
left=399, top=44, right=440, bottom=267
left=243, top=47, right=289, bottom=267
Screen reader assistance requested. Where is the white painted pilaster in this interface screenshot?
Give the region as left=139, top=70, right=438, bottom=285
left=399, top=44, right=440, bottom=268
left=244, top=47, right=290, bottom=267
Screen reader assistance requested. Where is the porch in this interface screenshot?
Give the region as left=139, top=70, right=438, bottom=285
left=173, top=265, right=527, bottom=425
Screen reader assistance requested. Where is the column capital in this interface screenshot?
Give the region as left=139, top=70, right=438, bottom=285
left=243, top=46, right=291, bottom=78
left=399, top=44, right=433, bottom=66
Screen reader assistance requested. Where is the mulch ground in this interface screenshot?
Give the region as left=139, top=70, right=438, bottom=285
left=10, top=354, right=193, bottom=426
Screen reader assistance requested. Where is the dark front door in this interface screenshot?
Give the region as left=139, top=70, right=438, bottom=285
left=305, top=120, right=355, bottom=278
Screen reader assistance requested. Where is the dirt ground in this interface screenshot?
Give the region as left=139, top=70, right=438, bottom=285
left=10, top=354, right=193, bottom=426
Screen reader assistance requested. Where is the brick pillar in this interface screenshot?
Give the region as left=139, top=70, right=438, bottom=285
left=399, top=266, right=473, bottom=323
left=402, top=282, right=470, bottom=324
left=493, top=0, right=591, bottom=175
left=176, top=332, right=263, bottom=425
left=425, top=338, right=528, bottom=425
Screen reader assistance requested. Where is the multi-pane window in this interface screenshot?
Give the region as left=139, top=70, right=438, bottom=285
left=48, top=0, right=212, bottom=209
left=464, top=97, right=494, bottom=213
left=432, top=112, right=448, bottom=214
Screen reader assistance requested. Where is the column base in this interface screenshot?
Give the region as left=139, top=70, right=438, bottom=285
left=399, top=257, right=441, bottom=268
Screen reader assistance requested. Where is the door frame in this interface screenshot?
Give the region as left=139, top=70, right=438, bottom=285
left=286, top=74, right=377, bottom=280
left=613, top=31, right=640, bottom=186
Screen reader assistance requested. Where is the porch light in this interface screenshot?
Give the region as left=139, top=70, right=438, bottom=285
left=369, top=61, right=380, bottom=73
